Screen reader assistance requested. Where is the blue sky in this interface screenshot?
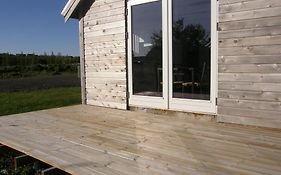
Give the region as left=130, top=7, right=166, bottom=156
left=0, top=0, right=79, bottom=56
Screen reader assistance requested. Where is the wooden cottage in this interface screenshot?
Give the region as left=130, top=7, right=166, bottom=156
left=61, top=0, right=281, bottom=129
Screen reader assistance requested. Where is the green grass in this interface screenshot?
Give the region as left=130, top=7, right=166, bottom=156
left=0, top=87, right=81, bottom=116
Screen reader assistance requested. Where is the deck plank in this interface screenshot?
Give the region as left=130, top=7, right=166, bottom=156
left=0, top=105, right=281, bottom=175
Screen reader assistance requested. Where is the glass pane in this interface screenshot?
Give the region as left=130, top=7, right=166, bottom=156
left=172, top=0, right=211, bottom=100
left=131, top=1, right=162, bottom=97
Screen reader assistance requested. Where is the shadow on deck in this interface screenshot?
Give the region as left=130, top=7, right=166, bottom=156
left=0, top=105, right=281, bottom=175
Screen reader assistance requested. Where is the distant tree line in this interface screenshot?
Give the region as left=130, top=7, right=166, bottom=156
left=0, top=53, right=80, bottom=79
left=0, top=53, right=79, bottom=66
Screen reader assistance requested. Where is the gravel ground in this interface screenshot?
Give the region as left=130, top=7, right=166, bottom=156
left=0, top=75, right=80, bottom=92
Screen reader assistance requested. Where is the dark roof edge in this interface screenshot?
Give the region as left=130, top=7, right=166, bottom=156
left=61, top=0, right=82, bottom=21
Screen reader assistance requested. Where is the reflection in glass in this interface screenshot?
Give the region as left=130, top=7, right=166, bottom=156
left=172, top=0, right=211, bottom=100
left=131, top=1, right=162, bottom=97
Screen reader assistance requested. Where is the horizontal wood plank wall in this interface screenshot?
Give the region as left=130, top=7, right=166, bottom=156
left=83, top=0, right=127, bottom=109
left=217, top=0, right=281, bottom=129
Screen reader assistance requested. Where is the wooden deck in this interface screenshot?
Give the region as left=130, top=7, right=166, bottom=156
left=0, top=105, right=281, bottom=175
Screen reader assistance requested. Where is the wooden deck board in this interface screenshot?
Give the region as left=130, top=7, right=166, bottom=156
left=0, top=105, right=281, bottom=175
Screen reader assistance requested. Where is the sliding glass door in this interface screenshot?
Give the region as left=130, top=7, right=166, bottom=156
left=171, top=0, right=211, bottom=100
left=168, top=0, right=217, bottom=113
left=131, top=1, right=162, bottom=97
left=128, top=0, right=168, bottom=109
left=128, top=0, right=217, bottom=113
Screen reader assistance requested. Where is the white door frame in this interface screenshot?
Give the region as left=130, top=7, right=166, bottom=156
left=127, top=0, right=217, bottom=114
left=127, top=0, right=168, bottom=109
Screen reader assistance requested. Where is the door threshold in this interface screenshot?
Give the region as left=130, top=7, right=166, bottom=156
left=129, top=106, right=216, bottom=122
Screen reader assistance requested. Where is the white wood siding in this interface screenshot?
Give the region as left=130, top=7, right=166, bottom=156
left=217, top=0, right=281, bottom=128
left=83, top=0, right=127, bottom=109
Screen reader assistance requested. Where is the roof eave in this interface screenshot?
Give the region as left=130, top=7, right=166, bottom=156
left=61, top=0, right=82, bottom=22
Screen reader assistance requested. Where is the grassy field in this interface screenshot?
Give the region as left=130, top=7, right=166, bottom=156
left=0, top=87, right=81, bottom=116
